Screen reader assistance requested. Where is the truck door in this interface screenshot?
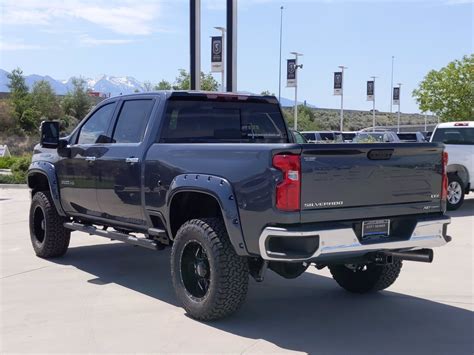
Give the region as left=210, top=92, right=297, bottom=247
left=57, top=102, right=117, bottom=216
left=95, top=98, right=156, bottom=226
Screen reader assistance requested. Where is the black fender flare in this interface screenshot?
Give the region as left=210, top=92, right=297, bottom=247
left=27, top=161, right=66, bottom=217
left=167, top=174, right=248, bottom=256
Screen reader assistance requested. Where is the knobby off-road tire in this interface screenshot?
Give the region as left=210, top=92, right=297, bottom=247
left=447, top=174, right=465, bottom=211
left=29, top=191, right=70, bottom=258
left=170, top=218, right=249, bottom=321
left=328, top=259, right=403, bottom=293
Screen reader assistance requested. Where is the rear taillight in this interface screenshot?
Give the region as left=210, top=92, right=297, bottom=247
left=441, top=151, right=448, bottom=202
left=272, top=154, right=301, bottom=211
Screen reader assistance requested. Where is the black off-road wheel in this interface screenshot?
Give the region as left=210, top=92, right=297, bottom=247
left=328, top=259, right=402, bottom=293
left=170, top=218, right=249, bottom=321
left=447, top=174, right=465, bottom=211
left=29, top=191, right=70, bottom=258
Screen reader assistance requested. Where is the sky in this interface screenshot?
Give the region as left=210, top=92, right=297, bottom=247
left=0, top=0, right=472, bottom=113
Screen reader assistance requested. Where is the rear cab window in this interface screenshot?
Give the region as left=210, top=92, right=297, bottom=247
left=159, top=98, right=288, bottom=143
left=432, top=127, right=474, bottom=145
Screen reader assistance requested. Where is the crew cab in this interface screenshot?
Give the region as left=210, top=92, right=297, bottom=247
left=430, top=121, right=474, bottom=210
left=28, top=91, right=451, bottom=320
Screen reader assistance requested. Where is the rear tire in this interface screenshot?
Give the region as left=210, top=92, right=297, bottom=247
left=29, top=191, right=70, bottom=258
left=447, top=174, right=465, bottom=211
left=329, top=259, right=402, bottom=293
left=170, top=218, right=249, bottom=321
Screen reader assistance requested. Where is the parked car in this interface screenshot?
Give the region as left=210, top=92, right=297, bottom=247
left=301, top=131, right=336, bottom=143
left=290, top=129, right=308, bottom=144
left=397, top=132, right=426, bottom=142
left=352, top=131, right=401, bottom=143
left=430, top=121, right=474, bottom=210
left=341, top=131, right=357, bottom=142
left=28, top=91, right=451, bottom=320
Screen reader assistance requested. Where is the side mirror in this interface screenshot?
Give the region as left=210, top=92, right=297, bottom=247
left=40, top=121, right=60, bottom=148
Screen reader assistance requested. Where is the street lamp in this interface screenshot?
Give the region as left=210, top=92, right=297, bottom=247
left=338, top=65, right=348, bottom=131
left=397, top=83, right=402, bottom=133
left=390, top=56, right=395, bottom=114
left=370, top=76, right=377, bottom=131
left=290, top=52, right=303, bottom=130
left=214, top=26, right=226, bottom=92
left=278, top=6, right=284, bottom=103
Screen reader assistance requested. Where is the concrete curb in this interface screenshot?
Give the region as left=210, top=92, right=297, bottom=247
left=0, top=184, right=28, bottom=189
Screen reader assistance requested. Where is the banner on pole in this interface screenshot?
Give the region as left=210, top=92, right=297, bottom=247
left=211, top=36, right=223, bottom=72
left=393, top=87, right=400, bottom=105
left=287, top=59, right=297, bottom=87
left=334, top=72, right=342, bottom=95
left=367, top=81, right=374, bottom=101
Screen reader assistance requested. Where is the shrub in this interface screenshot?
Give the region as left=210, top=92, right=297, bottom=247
left=0, top=155, right=31, bottom=184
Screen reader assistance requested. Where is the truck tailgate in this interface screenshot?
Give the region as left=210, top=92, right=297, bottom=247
left=300, top=143, right=444, bottom=222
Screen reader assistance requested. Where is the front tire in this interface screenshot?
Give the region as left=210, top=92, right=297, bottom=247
left=170, top=218, right=249, bottom=321
left=447, top=174, right=465, bottom=211
left=29, top=191, right=70, bottom=258
left=329, top=259, right=402, bottom=293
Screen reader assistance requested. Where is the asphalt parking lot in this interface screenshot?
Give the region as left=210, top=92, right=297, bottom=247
left=1, top=187, right=473, bottom=354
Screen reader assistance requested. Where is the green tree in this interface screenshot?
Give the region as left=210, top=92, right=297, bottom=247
left=62, top=78, right=93, bottom=121
left=284, top=105, right=322, bottom=131
left=154, top=79, right=172, bottom=90
left=172, top=69, right=219, bottom=91
left=30, top=80, right=62, bottom=120
left=413, top=54, right=474, bottom=121
left=7, top=68, right=31, bottom=131
left=260, top=90, right=275, bottom=96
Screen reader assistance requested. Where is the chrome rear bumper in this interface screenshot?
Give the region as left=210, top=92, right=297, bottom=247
left=259, top=216, right=451, bottom=262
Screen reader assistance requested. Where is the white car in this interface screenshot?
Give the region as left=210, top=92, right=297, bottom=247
left=430, top=121, right=474, bottom=210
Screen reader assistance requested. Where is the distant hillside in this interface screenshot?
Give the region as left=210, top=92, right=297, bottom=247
left=282, top=107, right=438, bottom=132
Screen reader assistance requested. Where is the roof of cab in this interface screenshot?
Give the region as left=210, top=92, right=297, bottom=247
left=98, top=90, right=278, bottom=105
left=436, top=121, right=474, bottom=128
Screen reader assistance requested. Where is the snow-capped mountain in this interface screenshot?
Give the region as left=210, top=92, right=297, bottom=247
left=0, top=69, right=315, bottom=107
left=0, top=70, right=145, bottom=96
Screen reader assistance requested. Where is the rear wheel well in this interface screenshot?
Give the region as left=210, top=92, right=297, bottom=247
left=169, top=191, right=223, bottom=238
left=28, top=173, right=50, bottom=196
left=447, top=164, right=469, bottom=191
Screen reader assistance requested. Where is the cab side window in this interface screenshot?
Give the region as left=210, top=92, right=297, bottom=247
left=112, top=100, right=154, bottom=144
left=77, top=103, right=115, bottom=144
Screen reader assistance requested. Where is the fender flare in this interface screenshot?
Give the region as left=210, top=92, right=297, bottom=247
left=167, top=173, right=248, bottom=256
left=27, top=161, right=66, bottom=216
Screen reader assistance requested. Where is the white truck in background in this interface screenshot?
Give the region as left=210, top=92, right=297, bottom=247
left=431, top=121, right=474, bottom=210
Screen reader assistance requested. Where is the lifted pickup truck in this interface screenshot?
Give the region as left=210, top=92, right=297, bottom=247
left=29, top=91, right=451, bottom=320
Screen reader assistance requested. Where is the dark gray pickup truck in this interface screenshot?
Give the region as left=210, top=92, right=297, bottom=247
left=28, top=91, right=451, bottom=320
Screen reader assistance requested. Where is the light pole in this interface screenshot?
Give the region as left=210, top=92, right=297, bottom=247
left=371, top=76, right=377, bottom=131
left=397, top=83, right=402, bottom=133
left=390, top=56, right=394, bottom=114
left=291, top=52, right=303, bottom=130
left=214, top=26, right=226, bottom=92
left=339, top=65, right=348, bottom=131
left=278, top=6, right=284, bottom=103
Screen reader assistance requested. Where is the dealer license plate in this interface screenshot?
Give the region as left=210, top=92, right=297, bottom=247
left=362, top=219, right=390, bottom=239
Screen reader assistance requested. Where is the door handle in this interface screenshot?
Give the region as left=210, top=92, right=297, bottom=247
left=125, top=157, right=140, bottom=164
left=85, top=156, right=96, bottom=162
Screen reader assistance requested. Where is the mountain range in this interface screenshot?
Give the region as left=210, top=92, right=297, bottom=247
left=0, top=69, right=314, bottom=107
